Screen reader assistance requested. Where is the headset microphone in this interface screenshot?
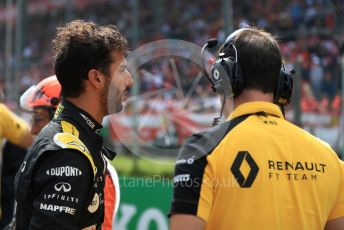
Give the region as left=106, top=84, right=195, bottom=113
left=206, top=39, right=219, bottom=48
left=202, top=38, right=226, bottom=126
left=201, top=38, right=218, bottom=90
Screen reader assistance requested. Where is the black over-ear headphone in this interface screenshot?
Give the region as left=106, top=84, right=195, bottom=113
left=210, top=43, right=244, bottom=98
left=204, top=28, right=294, bottom=106
left=274, top=67, right=294, bottom=105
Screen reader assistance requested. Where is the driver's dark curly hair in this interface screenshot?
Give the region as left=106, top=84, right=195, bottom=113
left=52, top=20, right=128, bottom=97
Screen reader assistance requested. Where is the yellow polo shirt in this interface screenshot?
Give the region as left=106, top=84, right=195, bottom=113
left=170, top=102, right=344, bottom=230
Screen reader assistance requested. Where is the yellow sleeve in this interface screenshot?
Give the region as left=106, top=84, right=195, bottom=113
left=169, top=153, right=214, bottom=223
left=197, top=160, right=214, bottom=222
left=0, top=103, right=30, bottom=145
left=328, top=160, right=344, bottom=220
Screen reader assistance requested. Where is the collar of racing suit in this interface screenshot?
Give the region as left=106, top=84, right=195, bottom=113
left=53, top=99, right=117, bottom=160
left=53, top=99, right=103, bottom=142
left=54, top=99, right=103, bottom=135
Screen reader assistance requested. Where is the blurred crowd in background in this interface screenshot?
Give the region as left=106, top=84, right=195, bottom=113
left=0, top=0, right=343, bottom=115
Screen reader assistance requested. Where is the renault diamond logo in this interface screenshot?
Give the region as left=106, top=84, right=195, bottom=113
left=54, top=182, right=72, bottom=193
left=213, top=69, right=220, bottom=80
left=231, top=151, right=259, bottom=188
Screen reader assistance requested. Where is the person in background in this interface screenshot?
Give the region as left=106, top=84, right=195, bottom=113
left=19, top=75, right=62, bottom=135
left=15, top=20, right=132, bottom=229
left=0, top=142, right=27, bottom=229
left=18, top=75, right=120, bottom=229
left=1, top=76, right=61, bottom=230
left=0, top=103, right=32, bottom=149
left=169, top=27, right=344, bottom=230
left=0, top=94, right=32, bottom=224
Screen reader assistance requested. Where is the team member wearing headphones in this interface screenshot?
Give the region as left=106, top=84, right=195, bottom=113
left=169, top=27, right=344, bottom=230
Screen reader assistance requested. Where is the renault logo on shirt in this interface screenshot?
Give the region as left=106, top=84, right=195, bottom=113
left=54, top=182, right=72, bottom=193
left=231, top=151, right=259, bottom=188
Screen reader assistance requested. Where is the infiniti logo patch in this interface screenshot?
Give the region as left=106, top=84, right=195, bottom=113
left=54, top=182, right=72, bottom=193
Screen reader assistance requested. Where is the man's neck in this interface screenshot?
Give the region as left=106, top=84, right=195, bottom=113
left=65, top=96, right=104, bottom=124
left=223, top=89, right=274, bottom=118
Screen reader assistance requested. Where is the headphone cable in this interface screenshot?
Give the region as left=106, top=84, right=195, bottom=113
left=212, top=89, right=226, bottom=126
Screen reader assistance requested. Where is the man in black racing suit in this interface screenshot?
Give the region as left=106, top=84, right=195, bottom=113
left=16, top=100, right=107, bottom=229
left=14, top=20, right=133, bottom=229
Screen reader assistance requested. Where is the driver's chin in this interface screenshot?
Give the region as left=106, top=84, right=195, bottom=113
left=116, top=103, right=124, bottom=113
left=108, top=102, right=123, bottom=115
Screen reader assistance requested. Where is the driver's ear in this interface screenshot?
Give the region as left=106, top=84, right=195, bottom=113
left=87, top=69, right=105, bottom=89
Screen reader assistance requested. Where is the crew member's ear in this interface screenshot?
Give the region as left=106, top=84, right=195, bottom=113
left=87, top=69, right=104, bottom=89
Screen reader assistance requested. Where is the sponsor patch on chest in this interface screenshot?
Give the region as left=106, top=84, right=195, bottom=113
left=46, top=166, right=82, bottom=176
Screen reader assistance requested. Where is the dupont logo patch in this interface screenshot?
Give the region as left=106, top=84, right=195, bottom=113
left=46, top=166, right=82, bottom=176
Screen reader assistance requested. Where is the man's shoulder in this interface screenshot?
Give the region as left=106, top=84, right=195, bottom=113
left=30, top=121, right=81, bottom=159
left=177, top=116, right=248, bottom=161
left=0, top=103, right=8, bottom=113
left=32, top=121, right=60, bottom=148
left=287, top=120, right=335, bottom=150
left=32, top=121, right=96, bottom=176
